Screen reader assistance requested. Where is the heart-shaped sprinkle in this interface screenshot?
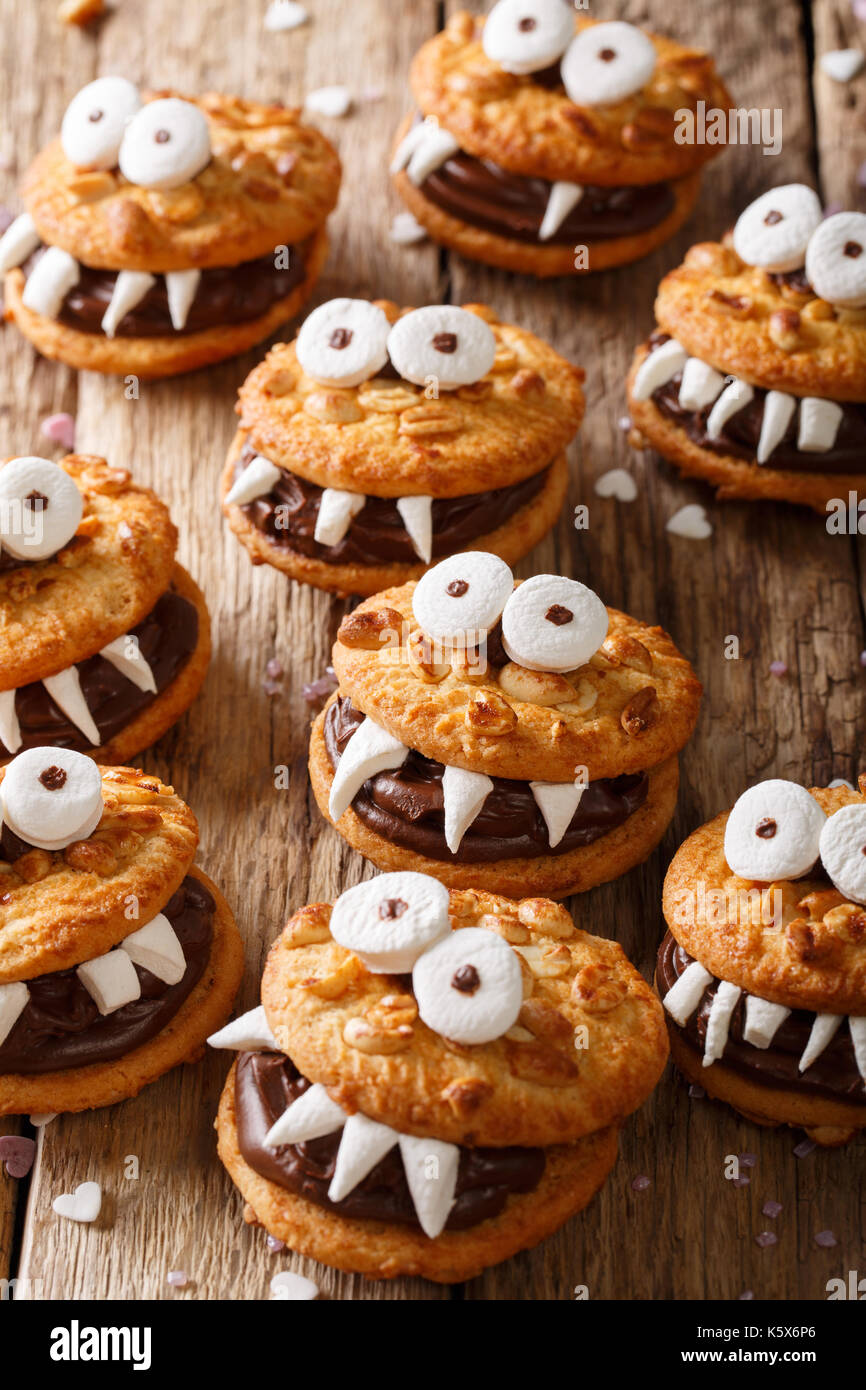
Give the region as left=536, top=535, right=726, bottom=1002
left=52, top=1179, right=102, bottom=1223
left=270, top=1271, right=319, bottom=1300
left=594, top=468, right=638, bottom=502
left=666, top=504, right=713, bottom=540
left=40, top=412, right=76, bottom=451
left=0, top=1135, right=36, bottom=1178
left=819, top=48, right=864, bottom=83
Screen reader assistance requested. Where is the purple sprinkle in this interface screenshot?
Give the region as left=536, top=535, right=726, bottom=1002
left=755, top=1231, right=778, bottom=1249
left=262, top=678, right=281, bottom=697
left=815, top=1229, right=838, bottom=1248
left=769, top=660, right=788, bottom=677
left=739, top=1152, right=757, bottom=1168
left=618, top=415, right=632, bottom=432
left=166, top=1270, right=188, bottom=1287
left=853, top=0, right=866, bottom=22
left=688, top=1083, right=705, bottom=1099
left=40, top=412, right=76, bottom=451
left=302, top=666, right=338, bottom=709
left=763, top=1199, right=783, bottom=1219
left=631, top=1175, right=651, bottom=1192
left=266, top=658, right=284, bottom=680
left=733, top=1173, right=751, bottom=1188
left=0, top=1135, right=36, bottom=1179
left=860, top=650, right=866, bottom=669
left=738, top=1290, right=755, bottom=1301
left=793, top=1138, right=817, bottom=1158
left=266, top=1235, right=285, bottom=1252
left=857, top=162, right=866, bottom=190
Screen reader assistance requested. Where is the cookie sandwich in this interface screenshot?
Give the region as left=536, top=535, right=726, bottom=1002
left=211, top=872, right=667, bottom=1282
left=222, top=298, right=584, bottom=596
left=309, top=552, right=702, bottom=899
left=659, top=778, right=866, bottom=1145
left=0, top=747, right=243, bottom=1114
left=627, top=186, right=866, bottom=510
left=0, top=452, right=210, bottom=763
left=0, top=78, right=340, bottom=377
left=391, top=6, right=731, bottom=277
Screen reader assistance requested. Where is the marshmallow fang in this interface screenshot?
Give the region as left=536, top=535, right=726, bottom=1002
left=799, top=1013, right=843, bottom=1072
left=328, top=716, right=409, bottom=822
left=706, top=379, right=754, bottom=440
left=677, top=358, right=725, bottom=412
left=99, top=635, right=158, bottom=694
left=396, top=495, right=433, bottom=564
left=22, top=247, right=79, bottom=319
left=663, top=961, right=712, bottom=1026
left=757, top=391, right=797, bottom=463
left=314, top=488, right=366, bottom=547
left=207, top=1004, right=278, bottom=1052
left=631, top=339, right=687, bottom=401
left=225, top=454, right=282, bottom=507
left=119, top=913, right=186, bottom=985
left=264, top=1082, right=346, bottom=1147
left=401, top=124, right=460, bottom=186
left=398, top=1134, right=459, bottom=1239
left=165, top=269, right=201, bottom=331
left=538, top=182, right=583, bottom=241
left=42, top=667, right=101, bottom=747
left=0, top=981, right=29, bottom=1047
left=77, top=950, right=142, bottom=1015
left=0, top=690, right=22, bottom=755
left=327, top=1113, right=399, bottom=1203
left=797, top=397, right=843, bottom=452
left=849, top=1016, right=866, bottom=1082
left=101, top=270, right=157, bottom=339
left=702, top=981, right=742, bottom=1067
left=742, top=995, right=791, bottom=1049
left=530, top=780, right=586, bottom=849
left=0, top=213, right=40, bottom=274
left=442, top=764, right=493, bottom=854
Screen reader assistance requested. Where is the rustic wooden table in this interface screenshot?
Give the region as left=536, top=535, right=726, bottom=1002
left=0, top=0, right=864, bottom=1303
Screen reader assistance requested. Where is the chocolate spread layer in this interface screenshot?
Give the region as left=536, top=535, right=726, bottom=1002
left=657, top=930, right=866, bottom=1102
left=646, top=332, right=866, bottom=473
left=0, top=875, right=214, bottom=1073
left=324, top=696, right=649, bottom=863
left=234, top=442, right=549, bottom=566
left=235, top=1049, right=545, bottom=1231
left=1, top=589, right=198, bottom=756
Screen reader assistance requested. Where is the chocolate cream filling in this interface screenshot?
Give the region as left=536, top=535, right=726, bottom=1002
left=324, top=695, right=649, bottom=863
left=646, top=331, right=866, bottom=473
left=657, top=930, right=866, bottom=1103
left=0, top=875, right=214, bottom=1073
left=0, top=588, right=198, bottom=756
left=235, top=1049, right=545, bottom=1232
left=233, top=442, right=549, bottom=566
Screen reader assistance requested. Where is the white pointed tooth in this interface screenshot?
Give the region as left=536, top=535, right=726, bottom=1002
left=538, top=181, right=583, bottom=241
left=165, top=268, right=200, bottom=331
left=314, top=488, right=366, bottom=547
left=264, top=1082, right=346, bottom=1148
left=398, top=1134, right=460, bottom=1240
left=798, top=1012, right=843, bottom=1072
left=742, top=995, right=790, bottom=1049
left=702, top=981, right=742, bottom=1067
left=849, top=1016, right=866, bottom=1082
left=328, top=715, right=409, bottom=821
left=207, top=1004, right=278, bottom=1052
left=21, top=246, right=79, bottom=319
left=0, top=689, right=21, bottom=755
left=631, top=339, right=687, bottom=401
left=119, top=913, right=185, bottom=985
left=389, top=121, right=429, bottom=174
left=327, top=1112, right=399, bottom=1203
left=0, top=213, right=40, bottom=274
left=396, top=495, right=433, bottom=564
left=99, top=635, right=157, bottom=694
left=442, top=764, right=493, bottom=854
left=677, top=357, right=726, bottom=411
left=404, top=126, right=460, bottom=186
left=529, top=781, right=586, bottom=849
left=797, top=397, right=844, bottom=452
left=662, top=960, right=712, bottom=1026
left=101, top=270, right=157, bottom=339
left=225, top=454, right=282, bottom=507
left=76, top=950, right=141, bottom=1015
left=0, top=981, right=29, bottom=1047
left=757, top=390, right=797, bottom=463
left=705, top=379, right=754, bottom=440
left=41, top=667, right=101, bottom=746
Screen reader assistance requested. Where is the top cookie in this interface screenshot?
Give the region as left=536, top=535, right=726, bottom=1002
left=410, top=10, right=732, bottom=187
left=23, top=87, right=341, bottom=272
left=261, top=880, right=668, bottom=1147
left=235, top=300, right=585, bottom=497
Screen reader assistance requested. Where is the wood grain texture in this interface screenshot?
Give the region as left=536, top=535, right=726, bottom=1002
left=1, top=0, right=864, bottom=1301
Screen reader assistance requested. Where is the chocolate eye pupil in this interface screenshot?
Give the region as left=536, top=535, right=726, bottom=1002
left=518, top=16, right=536, bottom=30
left=88, top=109, right=104, bottom=124
left=844, top=241, right=863, bottom=259
left=39, top=766, right=67, bottom=791
left=446, top=579, right=469, bottom=597
left=24, top=490, right=48, bottom=511
left=764, top=210, right=783, bottom=225
left=432, top=332, right=457, bottom=353
left=378, top=897, right=408, bottom=920
left=452, top=964, right=481, bottom=994
left=598, top=48, right=617, bottom=62
left=154, top=129, right=171, bottom=144
left=545, top=604, right=573, bottom=626
left=755, top=817, right=777, bottom=839
left=329, top=327, right=353, bottom=350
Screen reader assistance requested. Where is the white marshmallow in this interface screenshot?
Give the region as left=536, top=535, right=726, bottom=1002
left=724, top=779, right=826, bottom=881
left=41, top=667, right=101, bottom=747
left=398, top=1134, right=459, bottom=1239
left=390, top=121, right=460, bottom=187
left=662, top=960, right=712, bottom=1026
left=742, top=995, right=791, bottom=1049
left=1, top=746, right=103, bottom=851
left=296, top=298, right=390, bottom=387
left=386, top=306, right=496, bottom=390
left=677, top=358, right=725, bottom=411
left=630, top=338, right=687, bottom=400
left=799, top=1013, right=843, bottom=1072
left=224, top=454, right=282, bottom=507
left=396, top=495, right=433, bottom=564
left=0, top=456, right=83, bottom=560
left=328, top=871, right=450, bottom=973
left=530, top=780, right=586, bottom=848
left=0, top=981, right=29, bottom=1047
left=305, top=86, right=352, bottom=118
left=412, top=551, right=513, bottom=647
left=0, top=213, right=40, bottom=274
left=165, top=268, right=201, bottom=331
left=501, top=575, right=608, bottom=673
left=21, top=246, right=79, bottom=319
left=0, top=690, right=21, bottom=756
left=99, top=634, right=157, bottom=694
left=77, top=950, right=142, bottom=1014
left=101, top=270, right=156, bottom=338
left=52, top=1181, right=102, bottom=1223
left=732, top=185, right=823, bottom=273
left=412, top=926, right=522, bottom=1045
left=702, top=980, right=742, bottom=1067
left=328, top=1112, right=399, bottom=1202
left=119, top=98, right=211, bottom=190
left=538, top=182, right=583, bottom=241
left=264, top=1082, right=346, bottom=1147
left=819, top=49, right=865, bottom=83
left=60, top=76, right=141, bottom=170
left=328, top=715, right=409, bottom=821
left=665, top=503, right=713, bottom=540
left=561, top=21, right=657, bottom=106
left=482, top=0, right=574, bottom=75
left=797, top=397, right=844, bottom=452
left=314, top=488, right=366, bottom=547
left=849, top=1016, right=866, bottom=1082
left=119, top=913, right=185, bottom=985
left=757, top=390, right=797, bottom=463
left=706, top=379, right=754, bottom=440
left=442, top=764, right=493, bottom=854
left=207, top=1004, right=278, bottom=1052
left=805, top=211, right=866, bottom=308
left=263, top=0, right=308, bottom=30
left=594, top=468, right=637, bottom=502
left=818, top=804, right=866, bottom=904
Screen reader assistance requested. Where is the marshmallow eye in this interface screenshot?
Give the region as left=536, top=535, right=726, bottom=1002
left=411, top=551, right=514, bottom=648
left=732, top=185, right=823, bottom=274
left=805, top=211, right=866, bottom=309
left=327, top=872, right=451, bottom=974
left=0, top=746, right=104, bottom=852
left=60, top=76, right=141, bottom=170
left=723, top=779, right=826, bottom=882
left=817, top=805, right=866, bottom=905
left=118, top=97, right=211, bottom=190
left=500, top=575, right=608, bottom=673
left=386, top=306, right=497, bottom=391
left=482, top=0, right=574, bottom=75
left=412, top=927, right=523, bottom=1045
left=295, top=298, right=392, bottom=388
left=560, top=21, right=657, bottom=106
left=0, top=457, right=83, bottom=561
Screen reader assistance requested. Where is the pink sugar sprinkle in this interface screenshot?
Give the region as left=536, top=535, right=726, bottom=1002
left=302, top=666, right=338, bottom=709
left=755, top=1231, right=778, bottom=1249
left=733, top=1174, right=751, bottom=1188
left=859, top=651, right=866, bottom=668
left=857, top=162, right=866, bottom=189
left=688, top=1083, right=705, bottom=1099
left=631, top=1175, right=651, bottom=1192
left=166, top=1270, right=188, bottom=1287
left=618, top=415, right=632, bottom=432
left=763, top=1199, right=783, bottom=1219
left=0, top=1135, right=36, bottom=1178
left=738, top=1290, right=755, bottom=1301
left=266, top=1235, right=285, bottom=1252
left=815, top=1230, right=838, bottom=1248
left=769, top=660, right=788, bottom=677
left=853, top=0, right=866, bottom=21
left=40, top=413, right=76, bottom=451
left=266, top=658, right=284, bottom=680
left=793, top=1138, right=817, bottom=1158
left=739, top=1152, right=757, bottom=1168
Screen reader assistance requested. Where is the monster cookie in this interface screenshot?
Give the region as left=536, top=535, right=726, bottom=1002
left=308, top=553, right=702, bottom=898
left=391, top=7, right=731, bottom=277
left=222, top=299, right=584, bottom=596
left=0, top=452, right=210, bottom=764
left=0, top=79, right=340, bottom=377
left=210, top=874, right=666, bottom=1282
left=627, top=186, right=866, bottom=510
left=658, top=778, right=866, bottom=1146
left=0, top=748, right=243, bottom=1113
